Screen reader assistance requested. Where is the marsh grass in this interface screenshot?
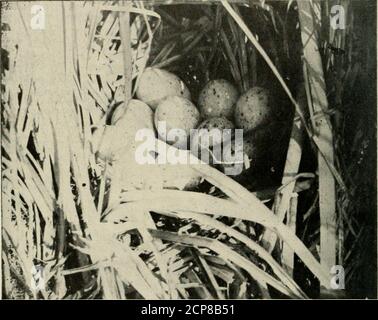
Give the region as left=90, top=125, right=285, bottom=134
left=1, top=0, right=375, bottom=299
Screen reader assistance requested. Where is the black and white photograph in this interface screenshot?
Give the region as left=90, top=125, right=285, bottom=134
left=0, top=0, right=376, bottom=301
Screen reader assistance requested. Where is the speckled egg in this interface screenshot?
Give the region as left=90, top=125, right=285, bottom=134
left=234, top=87, right=274, bottom=132
left=136, top=67, right=191, bottom=110
left=220, top=133, right=257, bottom=175
left=198, top=79, right=238, bottom=119
left=111, top=99, right=154, bottom=130
left=195, top=117, right=235, bottom=147
left=96, top=99, right=155, bottom=161
left=155, top=96, right=200, bottom=149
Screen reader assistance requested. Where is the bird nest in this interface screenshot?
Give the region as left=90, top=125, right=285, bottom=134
left=1, top=1, right=376, bottom=299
